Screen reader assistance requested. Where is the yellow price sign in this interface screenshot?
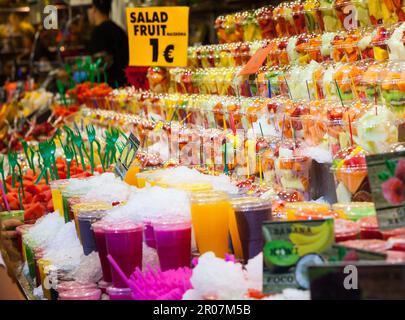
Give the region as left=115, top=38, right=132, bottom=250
left=126, top=7, right=189, bottom=67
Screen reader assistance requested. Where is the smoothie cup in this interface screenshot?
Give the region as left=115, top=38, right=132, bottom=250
left=50, top=180, right=70, bottom=219
left=92, top=220, right=113, bottom=282
left=77, top=210, right=107, bottom=255
left=190, top=191, right=231, bottom=258
left=38, top=259, right=52, bottom=300
left=72, top=202, right=113, bottom=241
left=58, top=288, right=101, bottom=300
left=57, top=281, right=98, bottom=293
left=230, top=197, right=272, bottom=262
left=107, top=286, right=133, bottom=300
left=16, top=224, right=33, bottom=259
left=104, top=220, right=143, bottom=288
left=153, top=216, right=192, bottom=271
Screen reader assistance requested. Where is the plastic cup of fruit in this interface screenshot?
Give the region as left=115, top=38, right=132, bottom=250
left=380, top=61, right=405, bottom=113
left=319, top=0, right=343, bottom=32
left=275, top=155, right=312, bottom=201
left=334, top=218, right=360, bottom=242
left=358, top=216, right=383, bottom=240
left=371, top=26, right=392, bottom=61
left=332, top=202, right=376, bottom=221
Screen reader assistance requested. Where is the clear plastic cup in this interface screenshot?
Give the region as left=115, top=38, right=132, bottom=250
left=332, top=202, right=376, bottom=221
left=58, top=288, right=101, bottom=300
left=16, top=224, right=33, bottom=260
left=77, top=210, right=107, bottom=255
left=153, top=216, right=192, bottom=271
left=358, top=216, right=382, bottom=239
left=191, top=191, right=231, bottom=258
left=230, top=197, right=272, bottom=262
left=104, top=220, right=143, bottom=288
left=285, top=202, right=331, bottom=221
left=335, top=218, right=360, bottom=242
left=275, top=155, right=312, bottom=201
left=92, top=220, right=113, bottom=283
left=57, top=281, right=98, bottom=293
left=50, top=180, right=70, bottom=219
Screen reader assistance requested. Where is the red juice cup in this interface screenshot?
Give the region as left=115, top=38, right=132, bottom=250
left=58, top=288, right=101, bottom=300
left=16, top=225, right=33, bottom=259
left=153, top=216, right=192, bottom=271
left=92, top=220, right=113, bottom=283
left=358, top=216, right=383, bottom=239
left=334, top=218, right=360, bottom=243
left=104, top=220, right=143, bottom=288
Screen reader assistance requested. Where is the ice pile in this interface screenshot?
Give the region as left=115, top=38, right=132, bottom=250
left=42, top=221, right=83, bottom=269
left=25, top=212, right=65, bottom=248
left=80, top=173, right=137, bottom=203
left=183, top=252, right=262, bottom=300
left=69, top=251, right=103, bottom=284
left=105, top=186, right=191, bottom=222
left=154, top=166, right=238, bottom=194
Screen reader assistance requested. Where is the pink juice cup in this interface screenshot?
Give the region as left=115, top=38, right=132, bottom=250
left=58, top=288, right=101, bottom=300
left=57, top=281, right=98, bottom=293
left=104, top=220, right=143, bottom=288
left=153, top=217, right=192, bottom=272
left=92, top=220, right=113, bottom=283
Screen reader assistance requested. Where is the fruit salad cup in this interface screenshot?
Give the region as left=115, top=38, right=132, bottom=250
left=334, top=63, right=365, bottom=101
left=387, top=22, right=405, bottom=61
left=335, top=0, right=371, bottom=29
left=371, top=26, right=392, bottom=61
left=147, top=67, right=169, bottom=94
left=332, top=145, right=372, bottom=203
left=242, top=10, right=262, bottom=42
left=292, top=0, right=308, bottom=34
left=331, top=31, right=363, bottom=63
left=284, top=201, right=332, bottom=220
left=274, top=3, right=297, bottom=37
left=320, top=0, right=343, bottom=32
left=380, top=61, right=405, bottom=113
left=367, top=0, right=405, bottom=26
left=358, top=62, right=384, bottom=103
left=256, top=6, right=277, bottom=39
left=275, top=148, right=312, bottom=201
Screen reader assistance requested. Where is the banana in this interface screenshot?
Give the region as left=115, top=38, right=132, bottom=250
left=295, top=223, right=334, bottom=257
left=289, top=229, right=328, bottom=246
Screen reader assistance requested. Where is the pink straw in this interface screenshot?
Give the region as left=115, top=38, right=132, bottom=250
left=107, top=254, right=136, bottom=291
left=0, top=181, right=10, bottom=212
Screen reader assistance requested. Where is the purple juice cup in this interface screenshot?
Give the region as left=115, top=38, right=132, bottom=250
left=92, top=220, right=113, bottom=283
left=104, top=220, right=143, bottom=288
left=153, top=216, right=192, bottom=271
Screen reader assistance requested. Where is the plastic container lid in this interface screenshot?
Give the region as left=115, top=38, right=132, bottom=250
left=231, top=196, right=272, bottom=212
left=58, top=288, right=101, bottom=300
left=76, top=210, right=107, bottom=222
left=92, top=220, right=112, bottom=232
left=191, top=191, right=230, bottom=204
left=152, top=216, right=192, bottom=230
left=103, top=220, right=143, bottom=233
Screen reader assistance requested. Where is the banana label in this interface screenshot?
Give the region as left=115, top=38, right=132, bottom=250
left=114, top=133, right=140, bottom=180
left=262, top=219, right=334, bottom=294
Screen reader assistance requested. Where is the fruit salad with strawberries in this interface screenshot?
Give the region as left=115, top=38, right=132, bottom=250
left=332, top=145, right=372, bottom=203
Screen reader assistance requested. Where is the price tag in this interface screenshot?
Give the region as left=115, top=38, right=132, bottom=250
left=365, top=151, right=405, bottom=230
left=239, top=45, right=273, bottom=76
left=126, top=7, right=189, bottom=67
left=114, top=133, right=140, bottom=180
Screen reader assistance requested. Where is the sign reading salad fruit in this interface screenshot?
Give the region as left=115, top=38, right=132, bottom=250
left=366, top=151, right=405, bottom=230
left=126, top=7, right=189, bottom=67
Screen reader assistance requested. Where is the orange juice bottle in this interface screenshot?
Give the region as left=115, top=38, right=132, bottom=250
left=191, top=191, right=231, bottom=258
